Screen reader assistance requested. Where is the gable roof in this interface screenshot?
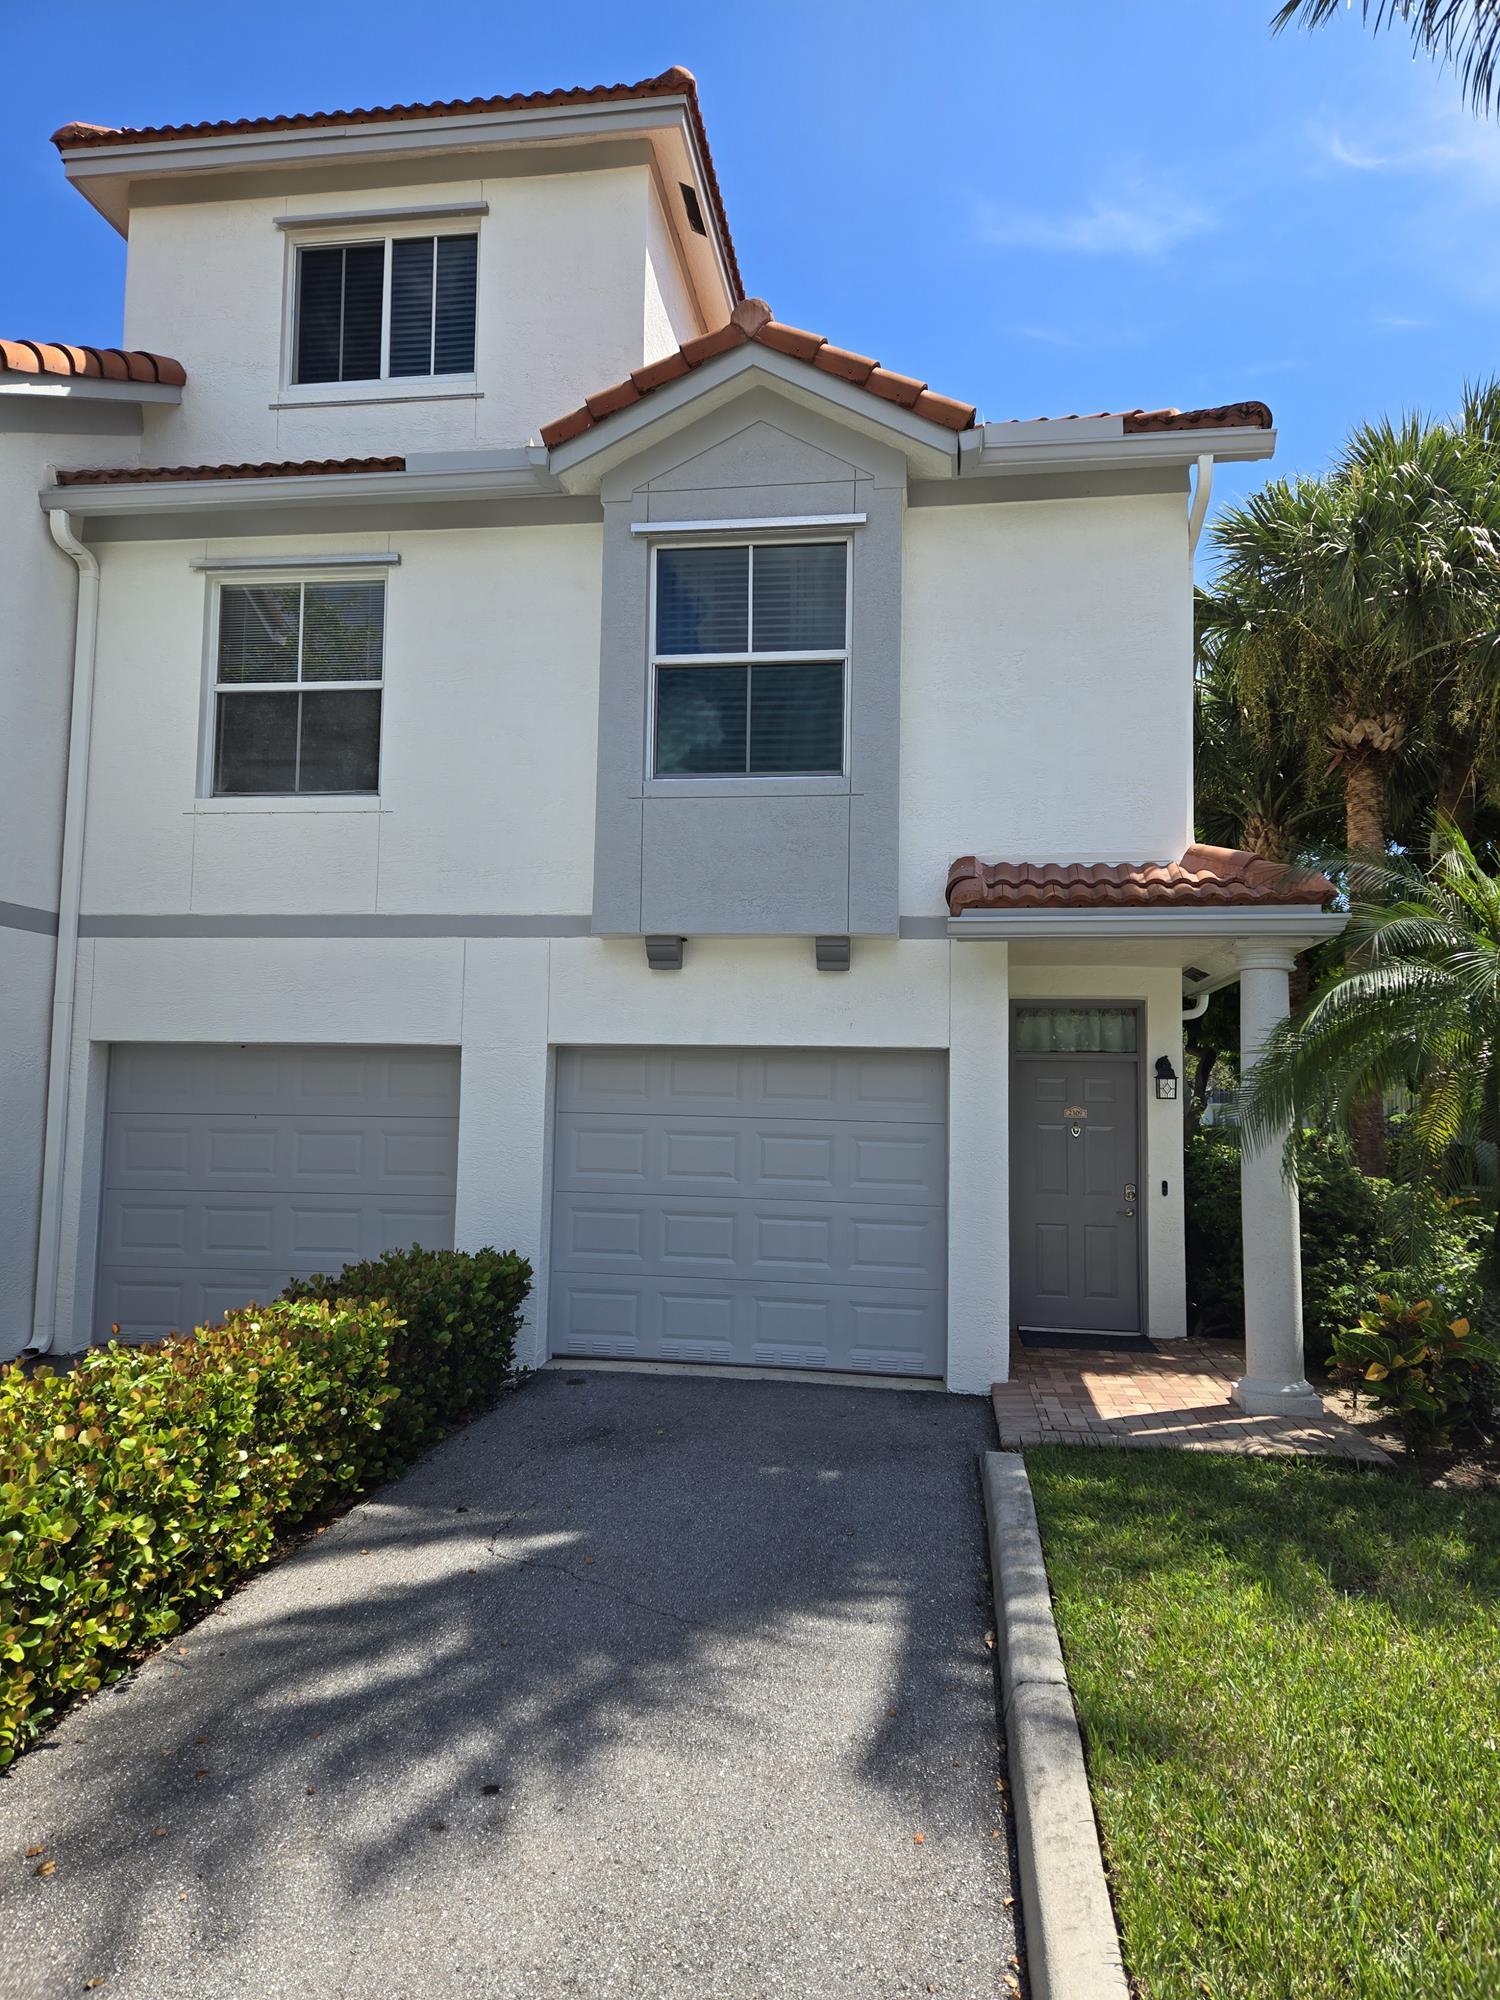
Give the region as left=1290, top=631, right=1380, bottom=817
left=947, top=846, right=1334, bottom=914
left=0, top=339, right=186, bottom=387
left=51, top=66, right=743, bottom=303
left=540, top=297, right=977, bottom=448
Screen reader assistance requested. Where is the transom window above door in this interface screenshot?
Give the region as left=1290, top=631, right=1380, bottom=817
left=652, top=540, right=848, bottom=777
left=212, top=580, right=384, bottom=796
left=293, top=234, right=478, bottom=385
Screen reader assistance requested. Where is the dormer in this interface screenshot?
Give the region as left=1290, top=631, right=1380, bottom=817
left=52, top=68, right=738, bottom=467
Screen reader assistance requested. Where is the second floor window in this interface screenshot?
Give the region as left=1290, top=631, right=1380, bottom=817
left=652, top=540, right=848, bottom=777
left=213, top=579, right=385, bottom=795
left=293, top=234, right=478, bottom=385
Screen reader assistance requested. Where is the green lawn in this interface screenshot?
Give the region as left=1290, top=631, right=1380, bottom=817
left=1025, top=1448, right=1500, bottom=2000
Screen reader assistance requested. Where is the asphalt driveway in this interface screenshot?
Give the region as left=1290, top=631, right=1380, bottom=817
left=3, top=1371, right=1016, bottom=2000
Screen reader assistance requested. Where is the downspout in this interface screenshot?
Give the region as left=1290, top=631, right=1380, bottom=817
left=29, top=505, right=100, bottom=1354
left=1186, top=451, right=1214, bottom=557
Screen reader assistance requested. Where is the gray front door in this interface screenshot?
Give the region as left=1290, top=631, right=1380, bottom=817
left=1011, top=1054, right=1141, bottom=1333
left=549, top=1047, right=947, bottom=1376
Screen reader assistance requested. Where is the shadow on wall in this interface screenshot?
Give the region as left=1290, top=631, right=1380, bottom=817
left=3, top=1373, right=1006, bottom=1989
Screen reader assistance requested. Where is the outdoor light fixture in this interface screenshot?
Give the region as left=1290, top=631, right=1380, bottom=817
left=1154, top=1056, right=1179, bottom=1100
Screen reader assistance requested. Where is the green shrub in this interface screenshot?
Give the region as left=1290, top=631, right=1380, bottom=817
left=1183, top=1129, right=1486, bottom=1364
left=1, top=1244, right=532, bottom=1768
left=281, top=1243, right=531, bottom=1471
left=1329, top=1293, right=1500, bottom=1450
left=0, top=1297, right=400, bottom=1768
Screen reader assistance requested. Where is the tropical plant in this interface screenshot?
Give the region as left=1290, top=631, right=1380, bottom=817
left=1240, top=823, right=1500, bottom=1328
left=1328, top=1291, right=1499, bottom=1448
left=1273, top=2, right=1500, bottom=117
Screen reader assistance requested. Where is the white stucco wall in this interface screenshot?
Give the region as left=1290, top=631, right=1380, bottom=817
left=79, top=522, right=601, bottom=918
left=900, top=493, right=1194, bottom=913
left=120, top=166, right=692, bottom=465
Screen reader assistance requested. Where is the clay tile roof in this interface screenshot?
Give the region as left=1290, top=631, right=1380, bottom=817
left=945, top=845, right=1334, bottom=915
left=540, top=297, right=978, bottom=449
left=997, top=400, right=1273, bottom=432
left=51, top=67, right=743, bottom=302
left=53, top=456, right=405, bottom=487
left=0, top=339, right=186, bottom=387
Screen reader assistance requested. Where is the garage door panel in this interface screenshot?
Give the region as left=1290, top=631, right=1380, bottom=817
left=550, top=1048, right=947, bottom=1377
left=97, top=1046, right=458, bottom=1342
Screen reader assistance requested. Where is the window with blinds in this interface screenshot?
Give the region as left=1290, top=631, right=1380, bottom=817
left=293, top=233, right=478, bottom=386
left=212, top=580, right=385, bottom=795
left=652, top=541, right=849, bottom=777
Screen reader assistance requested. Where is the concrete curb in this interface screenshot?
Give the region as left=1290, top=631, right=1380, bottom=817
left=982, top=1452, right=1130, bottom=2000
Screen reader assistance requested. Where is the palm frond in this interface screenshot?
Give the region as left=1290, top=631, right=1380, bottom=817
left=1272, top=2, right=1500, bottom=117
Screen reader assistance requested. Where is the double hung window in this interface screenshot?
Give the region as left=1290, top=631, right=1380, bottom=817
left=293, top=233, right=478, bottom=385
left=652, top=540, right=848, bottom=777
left=212, top=580, right=385, bottom=796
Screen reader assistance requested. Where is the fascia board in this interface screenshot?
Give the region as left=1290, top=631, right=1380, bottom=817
left=960, top=425, right=1276, bottom=475
left=39, top=461, right=569, bottom=517
left=0, top=378, right=181, bottom=406
left=549, top=345, right=960, bottom=490
left=948, top=908, right=1345, bottom=943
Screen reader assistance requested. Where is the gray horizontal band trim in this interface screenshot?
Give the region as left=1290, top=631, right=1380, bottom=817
left=1, top=899, right=59, bottom=936
left=188, top=552, right=401, bottom=572
left=274, top=200, right=489, bottom=230
left=80, top=913, right=594, bottom=940
left=897, top=915, right=949, bottom=938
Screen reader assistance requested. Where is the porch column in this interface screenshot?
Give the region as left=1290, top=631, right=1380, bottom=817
left=1232, top=945, right=1322, bottom=1416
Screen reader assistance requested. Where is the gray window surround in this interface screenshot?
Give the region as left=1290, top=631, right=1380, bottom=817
left=590, top=388, right=906, bottom=939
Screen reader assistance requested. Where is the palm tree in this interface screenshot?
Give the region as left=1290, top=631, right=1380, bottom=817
left=1240, top=823, right=1500, bottom=1326
left=1273, top=2, right=1500, bottom=116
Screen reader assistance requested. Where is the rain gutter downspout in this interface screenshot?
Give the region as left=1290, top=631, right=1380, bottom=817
left=30, top=505, right=100, bottom=1354
left=1186, top=452, right=1214, bottom=556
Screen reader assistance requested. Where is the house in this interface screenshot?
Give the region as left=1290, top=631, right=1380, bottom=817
left=0, top=67, right=1343, bottom=1406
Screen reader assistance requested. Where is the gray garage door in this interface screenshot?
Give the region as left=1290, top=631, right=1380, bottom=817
left=549, top=1047, right=947, bottom=1377
left=97, top=1045, right=459, bottom=1340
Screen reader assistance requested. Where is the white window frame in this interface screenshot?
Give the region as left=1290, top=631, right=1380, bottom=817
left=278, top=222, right=480, bottom=399
left=199, top=569, right=389, bottom=802
left=647, top=534, right=853, bottom=783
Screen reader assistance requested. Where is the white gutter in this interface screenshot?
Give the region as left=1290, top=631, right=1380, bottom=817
left=1186, top=452, right=1214, bottom=556
left=30, top=508, right=100, bottom=1352
left=948, top=908, right=1347, bottom=943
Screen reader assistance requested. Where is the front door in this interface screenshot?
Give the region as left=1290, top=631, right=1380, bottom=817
left=1011, top=1043, right=1141, bottom=1334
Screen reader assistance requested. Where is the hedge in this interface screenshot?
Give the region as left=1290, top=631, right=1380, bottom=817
left=0, top=1244, right=530, bottom=1768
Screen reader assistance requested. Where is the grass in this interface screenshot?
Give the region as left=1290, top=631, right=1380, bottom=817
left=1025, top=1447, right=1500, bottom=2000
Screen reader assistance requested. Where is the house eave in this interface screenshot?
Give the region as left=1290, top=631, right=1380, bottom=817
left=39, top=449, right=568, bottom=518
left=958, top=422, right=1277, bottom=477
left=948, top=907, right=1346, bottom=945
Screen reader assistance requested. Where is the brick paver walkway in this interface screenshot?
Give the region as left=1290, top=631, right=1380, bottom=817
left=993, top=1337, right=1391, bottom=1463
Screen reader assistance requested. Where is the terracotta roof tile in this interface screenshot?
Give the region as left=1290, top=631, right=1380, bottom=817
left=52, top=67, right=744, bottom=302
left=540, top=296, right=978, bottom=449
left=53, top=456, right=405, bottom=486
left=946, top=845, right=1334, bottom=914
left=0, top=339, right=186, bottom=387
left=996, top=401, right=1274, bottom=432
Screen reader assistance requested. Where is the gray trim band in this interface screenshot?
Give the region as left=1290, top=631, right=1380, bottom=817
left=1, top=899, right=60, bottom=937
left=897, top=915, right=949, bottom=939
left=79, top=913, right=594, bottom=940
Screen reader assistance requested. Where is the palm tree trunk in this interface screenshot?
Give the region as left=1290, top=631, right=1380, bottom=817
left=1436, top=755, right=1477, bottom=840
left=1343, top=749, right=1389, bottom=1175
left=1482, top=1063, right=1500, bottom=1342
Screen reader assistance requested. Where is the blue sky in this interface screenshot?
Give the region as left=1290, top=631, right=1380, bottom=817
left=3, top=0, right=1495, bottom=555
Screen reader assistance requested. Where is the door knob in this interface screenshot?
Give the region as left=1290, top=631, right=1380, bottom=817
left=1119, top=1207, right=1136, bottom=1218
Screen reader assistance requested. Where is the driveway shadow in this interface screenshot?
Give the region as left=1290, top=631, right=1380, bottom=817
left=2, top=1373, right=1014, bottom=2000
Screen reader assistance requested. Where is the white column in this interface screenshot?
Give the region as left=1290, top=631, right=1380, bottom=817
left=947, top=939, right=1009, bottom=1395
left=1232, top=945, right=1322, bottom=1416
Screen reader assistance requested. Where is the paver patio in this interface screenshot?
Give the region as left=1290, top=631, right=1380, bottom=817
left=992, top=1337, right=1391, bottom=1462
left=3, top=1372, right=1015, bottom=2000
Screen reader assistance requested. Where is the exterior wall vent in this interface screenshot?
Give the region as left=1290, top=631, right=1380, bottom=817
left=679, top=183, right=708, bottom=237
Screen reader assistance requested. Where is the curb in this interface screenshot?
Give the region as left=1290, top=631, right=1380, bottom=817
left=982, top=1452, right=1129, bottom=2000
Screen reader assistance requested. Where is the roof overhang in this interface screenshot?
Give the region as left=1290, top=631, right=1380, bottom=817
left=0, top=375, right=180, bottom=407
left=959, top=417, right=1276, bottom=478
left=39, top=447, right=568, bottom=520
left=951, top=904, right=1345, bottom=960
left=56, top=91, right=735, bottom=328
left=548, top=343, right=963, bottom=491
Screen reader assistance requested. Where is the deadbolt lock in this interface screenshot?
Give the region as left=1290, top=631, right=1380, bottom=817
left=1123, top=1182, right=1137, bottom=1202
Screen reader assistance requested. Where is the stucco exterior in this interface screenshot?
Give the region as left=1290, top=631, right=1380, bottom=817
left=4, top=78, right=1320, bottom=1400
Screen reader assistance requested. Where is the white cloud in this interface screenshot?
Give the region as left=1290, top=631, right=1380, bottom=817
left=1307, top=91, right=1500, bottom=195
left=975, top=176, right=1215, bottom=258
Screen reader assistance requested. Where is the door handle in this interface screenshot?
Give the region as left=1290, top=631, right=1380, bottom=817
left=1118, top=1207, right=1136, bottom=1218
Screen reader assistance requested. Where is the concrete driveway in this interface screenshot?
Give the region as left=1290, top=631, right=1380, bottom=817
left=3, top=1371, right=1016, bottom=2000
